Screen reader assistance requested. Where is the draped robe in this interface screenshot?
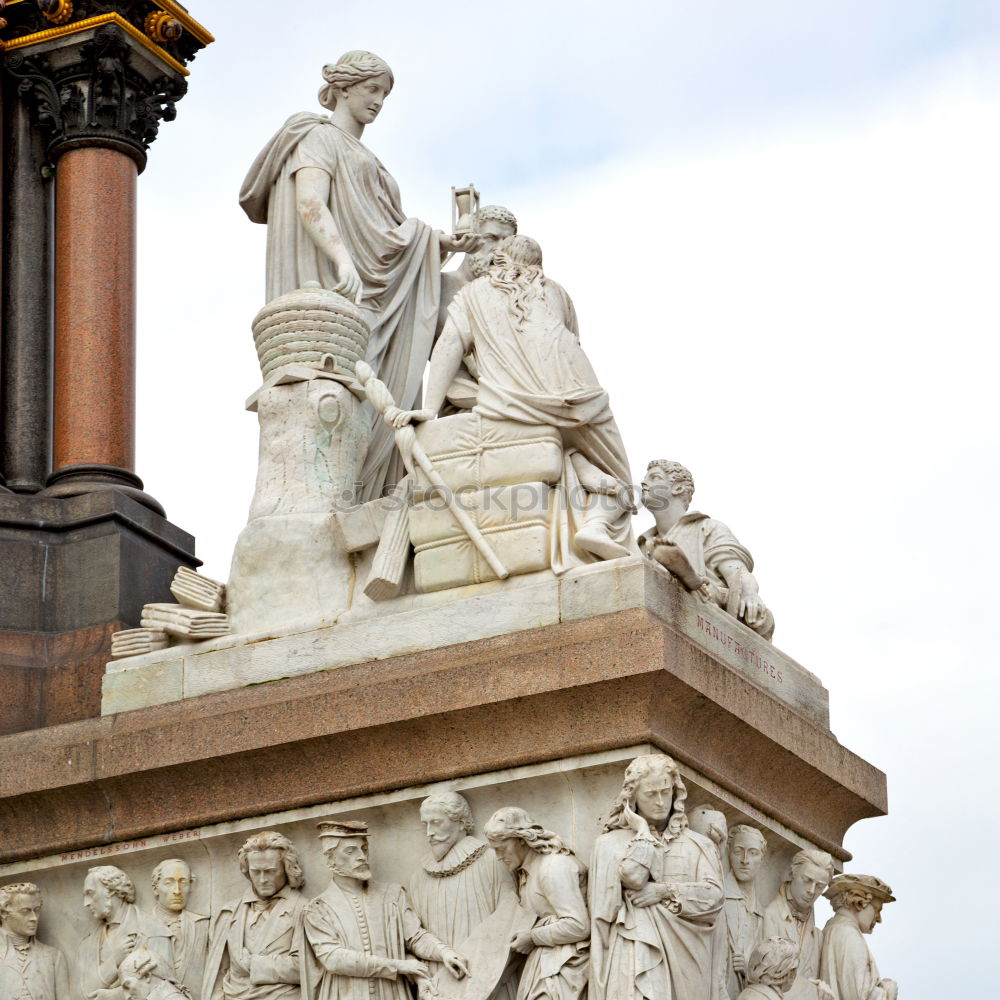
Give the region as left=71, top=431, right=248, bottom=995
left=441, top=275, right=634, bottom=570
left=300, top=880, right=445, bottom=1000
left=819, top=914, right=892, bottom=1000
left=241, top=114, right=442, bottom=501
left=406, top=836, right=516, bottom=996
left=589, top=827, right=724, bottom=1000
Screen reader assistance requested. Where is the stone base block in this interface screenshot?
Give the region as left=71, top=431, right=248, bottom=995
left=0, top=491, right=197, bottom=733
left=104, top=557, right=828, bottom=727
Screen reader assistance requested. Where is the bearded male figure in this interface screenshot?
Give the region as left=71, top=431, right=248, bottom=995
left=203, top=832, right=307, bottom=1000
left=149, top=859, right=209, bottom=999
left=406, top=792, right=516, bottom=996
left=0, top=882, right=69, bottom=1000
left=301, top=820, right=468, bottom=1000
left=403, top=234, right=635, bottom=567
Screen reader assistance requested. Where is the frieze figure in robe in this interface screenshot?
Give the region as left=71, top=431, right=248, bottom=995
left=300, top=819, right=468, bottom=1000
left=401, top=234, right=636, bottom=566
left=149, top=860, right=209, bottom=999
left=736, top=938, right=800, bottom=1000
left=483, top=807, right=589, bottom=1000
left=819, top=876, right=897, bottom=1000
left=760, top=851, right=835, bottom=1000
left=639, top=460, right=775, bottom=639
left=120, top=948, right=191, bottom=1000
left=240, top=50, right=480, bottom=501
left=406, top=792, right=517, bottom=998
left=589, top=754, right=725, bottom=1000
left=203, top=832, right=307, bottom=1000
left=724, top=826, right=768, bottom=998
left=78, top=866, right=173, bottom=1000
left=0, top=881, right=70, bottom=1000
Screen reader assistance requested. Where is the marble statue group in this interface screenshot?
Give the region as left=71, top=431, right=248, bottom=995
left=76, top=46, right=899, bottom=1000
left=0, top=755, right=897, bottom=1000
left=101, top=45, right=782, bottom=645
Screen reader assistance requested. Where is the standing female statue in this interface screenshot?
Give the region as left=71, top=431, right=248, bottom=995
left=240, top=51, right=477, bottom=500
left=589, top=754, right=725, bottom=1000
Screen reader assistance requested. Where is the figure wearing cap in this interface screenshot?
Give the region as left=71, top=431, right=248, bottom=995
left=819, top=876, right=898, bottom=1000
left=300, top=820, right=469, bottom=1000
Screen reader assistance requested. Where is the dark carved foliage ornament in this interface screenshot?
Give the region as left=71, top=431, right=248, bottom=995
left=3, top=24, right=187, bottom=170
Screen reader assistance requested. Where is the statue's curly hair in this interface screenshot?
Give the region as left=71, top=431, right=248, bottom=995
left=484, top=807, right=571, bottom=856
left=319, top=51, right=394, bottom=111
left=421, top=791, right=475, bottom=835
left=644, top=460, right=694, bottom=506
left=747, top=937, right=799, bottom=988
left=603, top=754, right=688, bottom=842
left=238, top=831, right=305, bottom=890
left=87, top=866, right=136, bottom=903
left=0, top=882, right=40, bottom=917
left=489, top=235, right=544, bottom=328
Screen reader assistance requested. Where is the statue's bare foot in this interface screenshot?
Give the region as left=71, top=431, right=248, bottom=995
left=575, top=524, right=630, bottom=561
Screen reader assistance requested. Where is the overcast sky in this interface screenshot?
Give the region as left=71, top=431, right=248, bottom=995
left=133, top=3, right=1000, bottom=992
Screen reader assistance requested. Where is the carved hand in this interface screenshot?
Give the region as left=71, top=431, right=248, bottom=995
left=440, top=233, right=484, bottom=255
left=383, top=406, right=436, bottom=430
left=510, top=930, right=535, bottom=955
left=879, top=978, right=899, bottom=1000
left=629, top=882, right=676, bottom=908
left=809, top=981, right=835, bottom=1000
left=738, top=577, right=768, bottom=626
left=332, top=249, right=363, bottom=304
left=440, top=947, right=469, bottom=979
left=112, top=931, right=140, bottom=966
left=396, top=958, right=430, bottom=980
left=732, top=954, right=747, bottom=974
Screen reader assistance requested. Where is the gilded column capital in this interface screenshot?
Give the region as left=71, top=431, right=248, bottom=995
left=1, top=1, right=212, bottom=170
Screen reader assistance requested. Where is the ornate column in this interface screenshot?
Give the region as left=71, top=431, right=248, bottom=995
left=0, top=2, right=212, bottom=733
left=2, top=1, right=211, bottom=509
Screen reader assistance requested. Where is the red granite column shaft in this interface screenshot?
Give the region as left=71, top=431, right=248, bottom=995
left=52, top=147, right=137, bottom=474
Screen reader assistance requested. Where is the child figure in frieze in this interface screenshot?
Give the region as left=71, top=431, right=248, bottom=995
left=120, top=947, right=191, bottom=1000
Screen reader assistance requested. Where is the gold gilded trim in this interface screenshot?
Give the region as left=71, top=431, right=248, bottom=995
left=0, top=12, right=189, bottom=76
left=154, top=1, right=214, bottom=45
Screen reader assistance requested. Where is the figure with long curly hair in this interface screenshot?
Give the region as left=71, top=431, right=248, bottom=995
left=484, top=807, right=589, bottom=1000
left=202, top=831, right=308, bottom=1000
left=589, top=754, right=725, bottom=1000
left=404, top=234, right=635, bottom=570
left=241, top=51, right=479, bottom=501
